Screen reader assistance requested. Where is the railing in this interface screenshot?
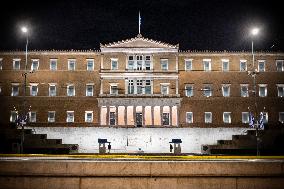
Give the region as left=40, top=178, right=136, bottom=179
left=99, top=94, right=180, bottom=97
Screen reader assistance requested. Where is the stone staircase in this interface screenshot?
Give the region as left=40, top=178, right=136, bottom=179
left=201, top=126, right=284, bottom=155
left=0, top=125, right=78, bottom=154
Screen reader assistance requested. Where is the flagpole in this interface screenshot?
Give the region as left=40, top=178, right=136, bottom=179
left=139, top=11, right=141, bottom=34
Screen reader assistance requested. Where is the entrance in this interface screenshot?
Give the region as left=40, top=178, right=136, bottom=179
left=109, top=112, right=116, bottom=125
left=163, top=113, right=170, bottom=126
left=136, top=113, right=142, bottom=127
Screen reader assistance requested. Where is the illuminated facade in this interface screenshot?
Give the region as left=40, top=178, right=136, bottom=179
left=0, top=35, right=284, bottom=153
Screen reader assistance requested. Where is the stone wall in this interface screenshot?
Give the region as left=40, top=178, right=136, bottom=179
left=27, top=127, right=247, bottom=153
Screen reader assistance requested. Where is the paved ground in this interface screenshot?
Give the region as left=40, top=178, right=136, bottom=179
left=1, top=154, right=284, bottom=162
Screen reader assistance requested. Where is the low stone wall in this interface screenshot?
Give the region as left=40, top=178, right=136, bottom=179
left=26, top=127, right=247, bottom=153
left=0, top=160, right=283, bottom=189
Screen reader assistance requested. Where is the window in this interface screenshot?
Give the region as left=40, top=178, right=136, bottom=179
left=258, top=84, right=267, bottom=97
left=128, top=56, right=134, bottom=70
left=13, top=59, right=21, bottom=70
left=29, top=112, right=36, bottom=123
left=276, top=60, right=284, bottom=72
left=48, top=111, right=55, bottom=122
left=222, top=84, right=230, bottom=97
left=161, top=84, right=169, bottom=95
left=87, top=59, right=94, bottom=71
left=222, top=59, right=229, bottom=72
left=223, top=112, right=231, bottom=123
left=30, top=84, right=38, bottom=96
left=86, top=84, right=94, bottom=96
left=127, top=55, right=152, bottom=70
left=145, top=56, right=151, bottom=70
left=185, top=84, right=193, bottom=97
left=185, top=59, right=193, bottom=71
left=0, top=58, right=3, bottom=70
left=111, top=58, right=118, bottom=70
left=161, top=59, right=168, bottom=71
left=31, top=59, right=39, bottom=71
left=66, top=111, right=74, bottom=123
left=11, top=84, right=19, bottom=96
left=205, top=112, right=212, bottom=123
left=85, top=111, right=93, bottom=122
left=261, top=112, right=268, bottom=123
left=67, top=84, right=75, bottom=96
left=240, top=60, right=247, bottom=71
left=10, top=111, right=18, bottom=122
left=241, top=84, right=249, bottom=97
left=258, top=60, right=265, bottom=72
left=136, top=55, right=143, bottom=70
left=277, top=84, right=284, bottom=97
left=127, top=79, right=152, bottom=95
left=279, top=112, right=284, bottom=123
left=110, top=84, right=118, bottom=95
left=186, top=112, right=193, bottom=123
left=203, top=59, right=211, bottom=71
left=128, top=80, right=134, bottom=94
left=242, top=112, right=249, bottom=123
left=137, top=80, right=143, bottom=94
left=203, top=84, right=212, bottom=97
left=128, top=61, right=134, bottom=70
left=145, top=80, right=152, bottom=94
left=68, top=59, right=76, bottom=71
left=49, top=84, right=56, bottom=96
left=50, top=59, right=57, bottom=71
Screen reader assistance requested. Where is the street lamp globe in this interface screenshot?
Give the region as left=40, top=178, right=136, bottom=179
left=251, top=28, right=259, bottom=36
left=21, top=26, right=28, bottom=33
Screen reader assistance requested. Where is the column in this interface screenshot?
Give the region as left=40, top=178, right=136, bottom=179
left=124, top=106, right=127, bottom=126
left=151, top=106, right=154, bottom=126
left=160, top=106, right=163, bottom=126
left=133, top=106, right=136, bottom=126
left=115, top=106, right=118, bottom=126
left=176, top=106, right=179, bottom=127
left=176, top=79, right=179, bottom=95
left=100, top=79, right=103, bottom=95
left=175, top=54, right=178, bottom=71
left=142, top=106, right=145, bottom=126
left=100, top=54, right=104, bottom=69
left=99, top=106, right=101, bottom=126
left=169, top=106, right=172, bottom=126
left=106, top=106, right=110, bottom=126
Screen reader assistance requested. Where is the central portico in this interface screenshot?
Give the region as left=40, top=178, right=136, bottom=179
left=98, top=34, right=181, bottom=126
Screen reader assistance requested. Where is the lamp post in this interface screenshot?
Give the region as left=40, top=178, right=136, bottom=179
left=20, top=26, right=29, bottom=154
left=250, top=27, right=260, bottom=156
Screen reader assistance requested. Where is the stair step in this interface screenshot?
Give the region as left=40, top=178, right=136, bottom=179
left=24, top=139, right=62, bottom=145
left=25, top=134, right=47, bottom=140
left=217, top=140, right=234, bottom=145
left=232, top=135, right=254, bottom=140
left=1, top=129, right=33, bottom=135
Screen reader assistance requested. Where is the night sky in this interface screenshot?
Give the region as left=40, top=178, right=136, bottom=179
left=0, top=0, right=283, bottom=51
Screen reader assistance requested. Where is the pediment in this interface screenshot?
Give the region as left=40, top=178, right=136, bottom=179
left=100, top=34, right=178, bottom=49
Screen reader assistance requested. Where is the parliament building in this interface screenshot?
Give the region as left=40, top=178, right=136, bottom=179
left=0, top=34, right=284, bottom=153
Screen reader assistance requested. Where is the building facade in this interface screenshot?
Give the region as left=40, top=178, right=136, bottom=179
left=0, top=35, right=284, bottom=153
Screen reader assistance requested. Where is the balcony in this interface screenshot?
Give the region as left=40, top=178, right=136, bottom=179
left=99, top=94, right=180, bottom=98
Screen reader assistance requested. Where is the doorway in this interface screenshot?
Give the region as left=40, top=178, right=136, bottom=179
left=163, top=113, right=170, bottom=126
left=136, top=113, right=142, bottom=127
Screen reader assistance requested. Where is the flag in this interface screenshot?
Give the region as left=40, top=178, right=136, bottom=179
left=259, top=112, right=264, bottom=130
left=249, top=112, right=254, bottom=128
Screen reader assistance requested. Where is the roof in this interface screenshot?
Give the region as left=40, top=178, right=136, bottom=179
left=100, top=34, right=179, bottom=49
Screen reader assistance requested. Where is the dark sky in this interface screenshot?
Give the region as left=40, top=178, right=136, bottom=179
left=0, top=0, right=283, bottom=51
